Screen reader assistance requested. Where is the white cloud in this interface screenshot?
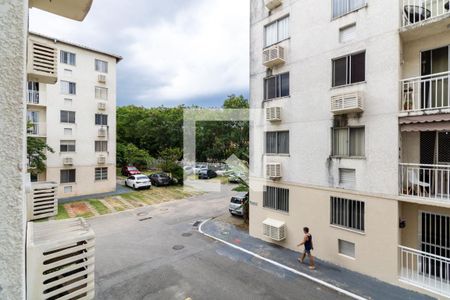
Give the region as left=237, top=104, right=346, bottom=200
left=29, top=0, right=249, bottom=104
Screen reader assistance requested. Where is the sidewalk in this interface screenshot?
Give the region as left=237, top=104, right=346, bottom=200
left=59, top=183, right=131, bottom=203
left=200, top=219, right=434, bottom=300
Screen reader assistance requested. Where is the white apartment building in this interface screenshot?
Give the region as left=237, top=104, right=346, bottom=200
left=27, top=32, right=121, bottom=198
left=250, top=0, right=450, bottom=297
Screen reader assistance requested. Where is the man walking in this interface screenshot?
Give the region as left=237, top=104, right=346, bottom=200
left=297, top=227, right=315, bottom=270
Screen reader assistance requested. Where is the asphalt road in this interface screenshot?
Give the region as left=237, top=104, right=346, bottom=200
left=89, top=185, right=350, bottom=300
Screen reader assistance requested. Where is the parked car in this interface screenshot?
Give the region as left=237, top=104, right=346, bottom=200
left=228, top=172, right=246, bottom=184
left=198, top=169, right=217, bottom=180
left=193, top=164, right=207, bottom=175
left=121, top=165, right=141, bottom=177
left=149, top=173, right=171, bottom=186
left=125, top=175, right=151, bottom=190
left=183, top=166, right=193, bottom=176
left=229, top=193, right=248, bottom=216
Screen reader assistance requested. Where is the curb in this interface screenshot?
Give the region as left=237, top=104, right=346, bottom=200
left=198, top=219, right=367, bottom=300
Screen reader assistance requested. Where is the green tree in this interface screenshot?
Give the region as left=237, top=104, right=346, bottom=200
left=27, top=137, right=54, bottom=175
left=158, top=147, right=183, bottom=184
left=117, top=143, right=153, bottom=170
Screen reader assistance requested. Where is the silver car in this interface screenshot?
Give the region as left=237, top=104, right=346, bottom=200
left=229, top=193, right=248, bottom=216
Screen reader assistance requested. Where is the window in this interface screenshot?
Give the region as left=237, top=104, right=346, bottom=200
left=264, top=73, right=289, bottom=100
left=95, top=87, right=108, bottom=100
left=266, top=131, right=289, bottom=154
left=60, top=169, right=76, bottom=184
left=64, top=128, right=73, bottom=135
left=95, top=141, right=108, bottom=152
left=61, top=81, right=76, bottom=95
left=332, top=127, right=365, bottom=157
left=339, top=24, right=356, bottom=43
left=264, top=16, right=289, bottom=47
left=60, top=50, right=76, bottom=65
left=95, top=114, right=108, bottom=126
left=332, top=52, right=365, bottom=87
left=95, top=167, right=108, bottom=181
left=64, top=186, right=73, bottom=193
left=338, top=239, right=356, bottom=258
left=95, top=59, right=108, bottom=73
left=332, top=0, right=366, bottom=19
left=263, top=186, right=289, bottom=212
left=339, top=168, right=356, bottom=189
left=60, top=140, right=76, bottom=152
left=60, top=110, right=76, bottom=123
left=331, top=196, right=364, bottom=231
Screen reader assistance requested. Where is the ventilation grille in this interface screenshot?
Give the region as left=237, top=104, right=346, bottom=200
left=63, top=157, right=73, bottom=166
left=98, top=128, right=107, bottom=138
left=97, top=102, right=106, bottom=111
left=266, top=163, right=282, bottom=179
left=331, top=92, right=364, bottom=115
left=263, top=45, right=285, bottom=68
left=263, top=218, right=286, bottom=241
left=265, top=107, right=282, bottom=122
left=27, top=39, right=58, bottom=84
left=98, top=74, right=106, bottom=83
left=97, top=155, right=106, bottom=165
left=27, top=218, right=95, bottom=300
left=27, top=182, right=58, bottom=221
left=265, top=0, right=283, bottom=10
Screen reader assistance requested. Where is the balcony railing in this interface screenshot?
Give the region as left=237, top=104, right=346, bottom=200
left=27, top=123, right=46, bottom=136
left=402, top=0, right=450, bottom=27
left=27, top=90, right=40, bottom=104
left=399, top=246, right=450, bottom=297
left=400, top=71, right=450, bottom=113
left=400, top=163, right=450, bottom=200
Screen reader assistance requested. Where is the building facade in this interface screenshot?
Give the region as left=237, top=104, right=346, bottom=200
left=250, top=0, right=450, bottom=297
left=27, top=32, right=120, bottom=198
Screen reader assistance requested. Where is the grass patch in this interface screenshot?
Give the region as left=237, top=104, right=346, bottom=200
left=88, top=199, right=110, bottom=215
left=233, top=185, right=249, bottom=192
left=55, top=204, right=70, bottom=220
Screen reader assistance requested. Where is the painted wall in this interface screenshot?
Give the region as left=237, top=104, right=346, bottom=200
left=0, top=1, right=27, bottom=298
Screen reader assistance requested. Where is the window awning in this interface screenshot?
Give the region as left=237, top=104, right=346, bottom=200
left=400, top=114, right=450, bottom=132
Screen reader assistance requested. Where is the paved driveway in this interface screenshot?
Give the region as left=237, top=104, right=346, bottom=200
left=89, top=186, right=350, bottom=300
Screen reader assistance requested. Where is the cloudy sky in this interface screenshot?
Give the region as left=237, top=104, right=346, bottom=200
left=29, top=0, right=250, bottom=107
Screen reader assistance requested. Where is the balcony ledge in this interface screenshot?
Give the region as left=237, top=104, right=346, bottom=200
left=29, top=0, right=93, bottom=21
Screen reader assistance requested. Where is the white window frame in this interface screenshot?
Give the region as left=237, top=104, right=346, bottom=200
left=331, top=126, right=365, bottom=157
left=264, top=15, right=289, bottom=48
left=60, top=140, right=76, bottom=153
left=95, top=141, right=108, bottom=152
left=95, top=86, right=108, bottom=100
left=61, top=81, right=76, bottom=95
left=95, top=59, right=108, bottom=73
left=263, top=186, right=289, bottom=212
left=60, top=50, right=76, bottom=66
left=60, top=169, right=76, bottom=184
left=330, top=196, right=364, bottom=232
left=95, top=167, right=108, bottom=181
left=60, top=110, right=76, bottom=124
left=332, top=0, right=367, bottom=19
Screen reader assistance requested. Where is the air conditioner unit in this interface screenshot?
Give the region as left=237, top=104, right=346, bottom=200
left=331, top=92, right=364, bottom=115
left=98, top=128, right=107, bottom=138
left=263, top=218, right=286, bottom=241
left=265, top=0, right=283, bottom=10
left=97, top=102, right=106, bottom=111
left=63, top=157, right=73, bottom=166
left=27, top=218, right=95, bottom=300
left=97, top=155, right=106, bottom=165
left=27, top=182, right=58, bottom=221
left=263, top=45, right=285, bottom=68
left=98, top=74, right=106, bottom=83
left=27, top=38, right=58, bottom=84
left=266, top=163, right=282, bottom=179
left=265, top=107, right=281, bottom=122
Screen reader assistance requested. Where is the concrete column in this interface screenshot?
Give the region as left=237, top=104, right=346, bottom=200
left=0, top=0, right=28, bottom=299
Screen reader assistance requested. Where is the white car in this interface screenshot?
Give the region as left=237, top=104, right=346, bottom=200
left=125, top=175, right=151, bottom=190
left=183, top=166, right=194, bottom=175
left=229, top=193, right=248, bottom=216
left=193, top=165, right=207, bottom=175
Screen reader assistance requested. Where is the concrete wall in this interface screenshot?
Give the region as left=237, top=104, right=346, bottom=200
left=0, top=1, right=27, bottom=299
left=27, top=34, right=117, bottom=198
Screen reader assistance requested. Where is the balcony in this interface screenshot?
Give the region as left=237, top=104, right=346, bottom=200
left=27, top=123, right=46, bottom=137
left=29, top=0, right=93, bottom=21
left=400, top=71, right=450, bottom=115
left=399, top=245, right=450, bottom=298
left=27, top=90, right=40, bottom=105
left=400, top=163, right=450, bottom=201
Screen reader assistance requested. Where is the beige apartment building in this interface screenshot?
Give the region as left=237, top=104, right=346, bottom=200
left=27, top=32, right=121, bottom=198
left=250, top=0, right=450, bottom=298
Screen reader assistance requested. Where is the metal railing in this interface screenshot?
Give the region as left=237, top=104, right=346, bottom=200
left=402, top=0, right=450, bottom=27
left=400, top=163, right=450, bottom=200
left=399, top=246, right=450, bottom=297
left=27, top=123, right=46, bottom=136
left=27, top=90, right=40, bottom=104
left=400, top=71, right=450, bottom=113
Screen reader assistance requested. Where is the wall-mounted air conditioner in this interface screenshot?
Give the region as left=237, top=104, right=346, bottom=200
left=63, top=157, right=73, bottom=166
left=26, top=218, right=95, bottom=300
left=331, top=92, right=364, bottom=115
left=97, top=102, right=106, bottom=111
left=98, top=74, right=106, bottom=83
left=265, top=0, right=283, bottom=10
left=27, top=182, right=58, bottom=221
left=263, top=45, right=285, bottom=68
left=265, top=107, right=281, bottom=122
left=27, top=38, right=58, bottom=84
left=98, top=128, right=107, bottom=138
left=97, top=155, right=106, bottom=165
left=263, top=218, right=286, bottom=241
left=266, top=163, right=282, bottom=179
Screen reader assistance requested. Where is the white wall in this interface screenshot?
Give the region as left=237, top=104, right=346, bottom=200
left=0, top=0, right=27, bottom=298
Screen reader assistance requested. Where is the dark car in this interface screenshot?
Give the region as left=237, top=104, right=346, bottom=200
left=198, top=169, right=217, bottom=180
left=149, top=173, right=171, bottom=186
left=121, top=165, right=141, bottom=177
